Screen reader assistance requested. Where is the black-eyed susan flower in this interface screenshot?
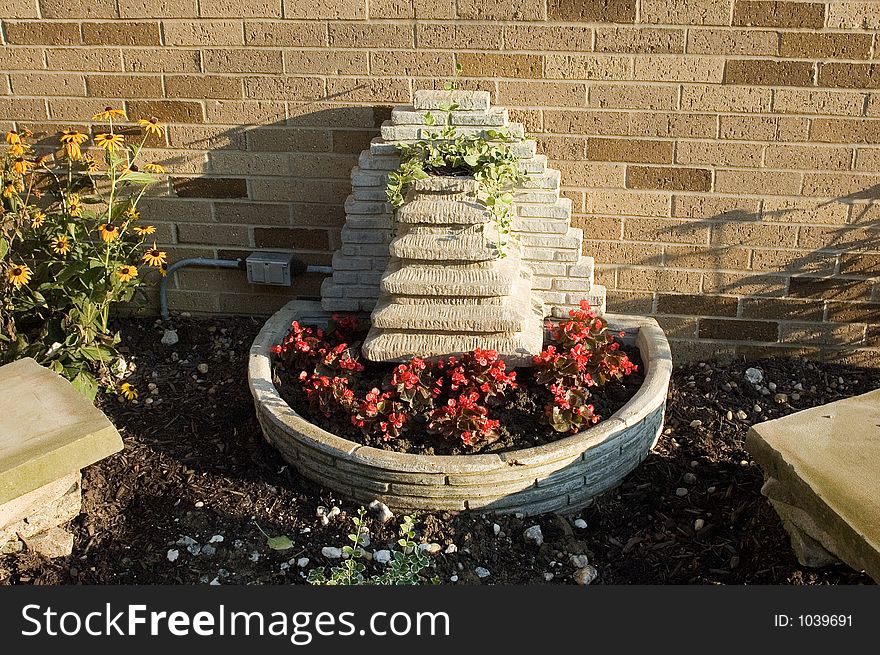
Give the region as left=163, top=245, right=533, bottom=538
left=9, top=143, right=25, bottom=158
left=12, top=157, right=32, bottom=175
left=6, top=263, right=32, bottom=288
left=134, top=224, right=155, bottom=236
left=31, top=211, right=46, bottom=228
left=59, top=130, right=88, bottom=160
left=159, top=261, right=168, bottom=277
left=119, top=382, right=138, bottom=400
left=68, top=194, right=84, bottom=217
left=2, top=184, right=14, bottom=199
left=93, top=107, right=126, bottom=122
left=5, top=131, right=21, bottom=145
left=50, top=234, right=71, bottom=255
left=124, top=206, right=140, bottom=221
left=142, top=243, right=166, bottom=267
left=98, top=223, right=120, bottom=243
left=116, top=264, right=138, bottom=283
left=143, top=162, right=166, bottom=174
left=95, top=132, right=124, bottom=152
left=83, top=155, right=100, bottom=174
left=137, top=118, right=162, bottom=137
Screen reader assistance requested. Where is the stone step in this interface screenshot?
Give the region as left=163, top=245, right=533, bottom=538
left=380, top=121, right=525, bottom=142
left=518, top=196, right=571, bottom=219
left=520, top=227, right=583, bottom=250
left=352, top=186, right=387, bottom=201
left=358, top=151, right=400, bottom=171
left=389, top=225, right=503, bottom=261
left=371, top=292, right=532, bottom=333
left=386, top=274, right=534, bottom=307
left=380, top=255, right=525, bottom=297
left=345, top=195, right=391, bottom=215
left=350, top=167, right=388, bottom=187
left=520, top=169, right=561, bottom=190
left=512, top=216, right=570, bottom=235
left=391, top=106, right=509, bottom=127
left=341, top=226, right=392, bottom=245
left=518, top=155, right=547, bottom=174
left=412, top=89, right=491, bottom=111
left=548, top=285, right=608, bottom=317
left=396, top=198, right=490, bottom=225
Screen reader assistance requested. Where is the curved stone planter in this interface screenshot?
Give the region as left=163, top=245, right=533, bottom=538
left=249, top=300, right=672, bottom=515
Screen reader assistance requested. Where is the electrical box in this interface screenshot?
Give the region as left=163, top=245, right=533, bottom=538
left=246, top=251, right=295, bottom=286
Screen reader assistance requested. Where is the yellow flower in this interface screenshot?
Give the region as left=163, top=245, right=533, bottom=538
left=12, top=157, right=33, bottom=175
left=98, top=223, right=120, bottom=243
left=94, top=133, right=124, bottom=152
left=142, top=243, right=167, bottom=267
left=124, top=206, right=140, bottom=221
left=119, top=382, right=138, bottom=401
left=159, top=261, right=168, bottom=277
left=31, top=211, right=46, bottom=228
left=134, top=224, right=156, bottom=236
left=116, top=264, right=138, bottom=283
left=5, top=131, right=21, bottom=145
left=2, top=184, right=14, bottom=199
left=59, top=130, right=88, bottom=160
left=93, top=107, right=126, bottom=121
left=83, top=155, right=100, bottom=174
left=9, top=143, right=25, bottom=157
left=6, top=263, right=32, bottom=288
left=143, top=162, right=166, bottom=174
left=137, top=118, right=163, bottom=137
left=50, top=234, right=71, bottom=255
left=68, top=194, right=84, bottom=217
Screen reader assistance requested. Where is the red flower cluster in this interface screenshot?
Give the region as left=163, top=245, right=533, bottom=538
left=426, top=391, right=501, bottom=447
left=351, top=387, right=409, bottom=441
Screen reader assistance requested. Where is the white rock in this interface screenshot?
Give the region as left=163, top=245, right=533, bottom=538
left=321, top=546, right=343, bottom=559
left=543, top=572, right=554, bottom=582
left=209, top=578, right=221, bottom=586
left=736, top=410, right=749, bottom=420
left=690, top=419, right=702, bottom=428
left=574, top=565, right=599, bottom=585
left=369, top=499, right=394, bottom=524
left=249, top=551, right=260, bottom=563
left=475, top=567, right=491, bottom=579
left=373, top=549, right=392, bottom=565
left=316, top=506, right=327, bottom=516
left=683, top=472, right=697, bottom=484
left=523, top=525, right=544, bottom=546
left=209, top=535, right=224, bottom=544
left=194, top=501, right=204, bottom=508
left=493, top=523, right=501, bottom=536
left=515, top=512, right=525, bottom=519
left=419, top=542, right=442, bottom=555
left=327, top=506, right=341, bottom=519
left=161, top=329, right=179, bottom=345
left=197, top=363, right=209, bottom=374
left=726, top=411, right=733, bottom=421
left=297, top=557, right=310, bottom=568
left=675, top=487, right=688, bottom=497
left=450, top=575, right=459, bottom=582
left=574, top=519, right=588, bottom=529
left=445, top=544, right=458, bottom=554
left=167, top=549, right=179, bottom=562
left=768, top=382, right=777, bottom=391
left=570, top=554, right=590, bottom=568
left=744, top=367, right=763, bottom=384
left=694, top=519, right=705, bottom=531
left=201, top=545, right=216, bottom=557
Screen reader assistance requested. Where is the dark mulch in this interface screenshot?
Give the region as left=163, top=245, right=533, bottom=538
left=1, top=315, right=877, bottom=586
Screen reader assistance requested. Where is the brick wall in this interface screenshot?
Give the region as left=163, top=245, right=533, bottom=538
left=2, top=0, right=879, bottom=364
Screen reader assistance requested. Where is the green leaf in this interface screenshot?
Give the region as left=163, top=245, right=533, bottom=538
left=266, top=534, right=295, bottom=551
left=0, top=238, right=8, bottom=259
left=423, top=112, right=436, bottom=126
left=70, top=371, right=98, bottom=401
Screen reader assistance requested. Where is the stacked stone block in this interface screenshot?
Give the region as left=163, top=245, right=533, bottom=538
left=321, top=89, right=606, bottom=319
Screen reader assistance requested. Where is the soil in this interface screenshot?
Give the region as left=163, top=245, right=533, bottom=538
left=1, top=314, right=877, bottom=586
left=277, top=342, right=644, bottom=456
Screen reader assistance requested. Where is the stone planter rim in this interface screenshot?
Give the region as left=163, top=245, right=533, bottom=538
left=249, top=300, right=671, bottom=476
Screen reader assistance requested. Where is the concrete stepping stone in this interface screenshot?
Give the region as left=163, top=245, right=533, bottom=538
left=746, top=388, right=880, bottom=581
left=380, top=256, right=526, bottom=297
left=0, top=358, right=123, bottom=557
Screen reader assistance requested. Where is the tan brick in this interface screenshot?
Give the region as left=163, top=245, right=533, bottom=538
left=499, top=81, right=587, bottom=107
left=417, top=24, right=504, bottom=50
left=167, top=125, right=247, bottom=150
left=617, top=267, right=702, bottom=292
left=11, top=72, right=85, bottom=96
left=0, top=47, right=44, bottom=71
left=773, top=89, right=867, bottom=117
left=665, top=245, right=751, bottom=269
left=251, top=178, right=348, bottom=204
left=604, top=290, right=654, bottom=313
left=657, top=293, right=738, bottom=316
left=627, top=165, right=711, bottom=191
left=818, top=63, right=880, bottom=90
left=680, top=85, right=770, bottom=113
left=163, top=21, right=243, bottom=46
left=634, top=55, right=724, bottom=82
left=655, top=316, right=700, bottom=338
left=544, top=109, right=627, bottom=134
left=750, top=248, right=836, bottom=273
left=331, top=129, right=378, bottom=154
left=676, top=141, right=762, bottom=167
left=178, top=222, right=249, bottom=245
left=827, top=301, right=880, bottom=323
left=640, top=0, right=732, bottom=25
left=280, top=51, right=367, bottom=76
left=459, top=0, right=545, bottom=20
left=1, top=0, right=39, bottom=18
left=720, top=115, right=807, bottom=141
left=328, top=23, right=413, bottom=49
left=503, top=25, right=590, bottom=52
left=139, top=148, right=206, bottom=174
left=247, top=127, right=330, bottom=152
left=214, top=201, right=290, bottom=226
left=39, top=0, right=118, bottom=18
left=700, top=318, right=778, bottom=341
left=124, top=49, right=201, bottom=73
left=4, top=21, right=80, bottom=45
left=127, top=100, right=203, bottom=123
left=201, top=49, right=283, bottom=74
left=789, top=277, right=873, bottom=300
left=373, top=51, right=455, bottom=77
left=45, top=48, right=121, bottom=72
left=288, top=103, right=380, bottom=128
left=781, top=33, right=872, bottom=60
left=291, top=204, right=346, bottom=229
left=165, top=75, right=241, bottom=100
left=802, top=173, right=880, bottom=197
left=535, top=135, right=587, bottom=159
left=811, top=118, right=880, bottom=144
left=544, top=54, right=630, bottom=80
left=711, top=221, right=798, bottom=247
left=673, top=194, right=761, bottom=220
left=588, top=83, right=677, bottom=110
left=587, top=137, right=672, bottom=163
left=582, top=240, right=662, bottom=265
left=780, top=322, right=866, bottom=346
left=714, top=170, right=801, bottom=195
left=282, top=0, right=365, bottom=18
left=0, top=97, right=48, bottom=120
left=206, top=100, right=286, bottom=124
left=687, top=28, right=778, bottom=56
left=740, top=298, right=824, bottom=320
left=827, top=2, right=880, bottom=29
left=733, top=1, right=825, bottom=28
left=244, top=21, right=327, bottom=47
left=120, top=0, right=198, bottom=17
left=548, top=0, right=635, bottom=22
left=765, top=144, right=853, bottom=171
left=508, top=108, right=543, bottom=131
left=369, top=0, right=456, bottom=19
left=457, top=53, right=542, bottom=79
left=798, top=224, right=880, bottom=251
left=703, top=272, right=788, bottom=296
left=723, top=59, right=815, bottom=86
left=587, top=189, right=671, bottom=216
left=624, top=217, right=709, bottom=244
left=200, top=0, right=281, bottom=17
left=290, top=153, right=359, bottom=179
left=81, top=21, right=159, bottom=45
left=573, top=215, right=624, bottom=239
left=325, top=77, right=410, bottom=103
left=243, top=76, right=325, bottom=101
left=556, top=160, right=626, bottom=187
left=762, top=197, right=849, bottom=224
left=595, top=27, right=684, bottom=53
left=207, top=151, right=287, bottom=176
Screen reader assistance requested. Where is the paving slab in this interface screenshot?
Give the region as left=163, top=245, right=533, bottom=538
left=0, top=358, right=123, bottom=505
left=746, top=389, right=880, bottom=581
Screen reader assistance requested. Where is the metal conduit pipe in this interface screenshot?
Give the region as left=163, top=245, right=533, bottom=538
left=159, top=257, right=333, bottom=320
